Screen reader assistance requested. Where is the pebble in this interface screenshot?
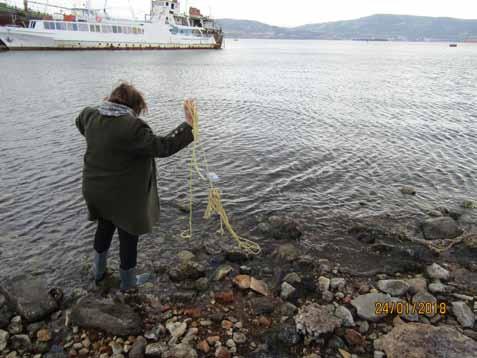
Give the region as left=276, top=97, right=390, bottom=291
left=452, top=301, right=475, bottom=328
left=400, top=186, right=416, bottom=195
left=377, top=280, right=410, bottom=296
left=8, top=316, right=23, bottom=335
left=280, top=282, right=296, bottom=300
left=322, top=290, right=334, bottom=303
left=197, top=340, right=210, bottom=353
left=374, top=351, right=385, bottom=358
left=426, top=263, right=450, bottom=281
left=214, top=265, right=234, bottom=281
left=36, top=328, right=51, bottom=342
left=250, top=278, right=271, bottom=296
left=330, top=278, right=346, bottom=290
left=283, top=272, right=302, bottom=285
left=318, top=276, right=331, bottom=292
left=335, top=306, right=355, bottom=327
left=232, top=275, right=251, bottom=290
left=357, top=321, right=369, bottom=334
left=406, top=277, right=428, bottom=294
left=166, top=322, right=187, bottom=338
left=428, top=281, right=450, bottom=294
left=215, top=346, right=231, bottom=358
left=232, top=332, right=247, bottom=344
left=0, top=329, right=9, bottom=351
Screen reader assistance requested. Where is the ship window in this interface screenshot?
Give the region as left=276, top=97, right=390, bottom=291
left=117, top=26, right=122, bottom=33
left=44, top=22, right=51, bottom=29
left=67, top=23, right=75, bottom=31
left=55, top=22, right=66, bottom=30
left=78, top=23, right=88, bottom=31
left=72, top=23, right=78, bottom=31
left=171, top=3, right=175, bottom=9
left=30, top=21, right=36, bottom=28
left=112, top=25, right=118, bottom=33
left=95, top=25, right=101, bottom=32
left=102, top=25, right=112, bottom=33
left=90, top=24, right=95, bottom=32
left=166, top=2, right=169, bottom=6
left=132, top=27, right=137, bottom=34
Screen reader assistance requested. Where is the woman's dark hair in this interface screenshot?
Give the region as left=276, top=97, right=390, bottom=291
left=108, top=82, right=148, bottom=116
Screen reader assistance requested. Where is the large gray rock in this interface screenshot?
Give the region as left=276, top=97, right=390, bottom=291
left=294, top=303, right=341, bottom=338
left=374, top=323, right=477, bottom=358
left=426, top=263, right=450, bottom=281
left=377, top=280, right=410, bottom=296
left=421, top=217, right=462, bottom=241
left=351, top=293, right=392, bottom=322
left=261, top=216, right=302, bottom=241
left=0, top=276, right=58, bottom=323
left=412, top=291, right=437, bottom=318
left=452, top=302, right=475, bottom=328
left=334, top=306, right=355, bottom=327
left=71, top=296, right=142, bottom=336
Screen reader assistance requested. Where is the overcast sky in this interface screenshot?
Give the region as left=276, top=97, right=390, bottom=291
left=11, top=0, right=477, bottom=27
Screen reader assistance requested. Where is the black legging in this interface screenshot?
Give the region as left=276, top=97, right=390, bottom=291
left=94, top=218, right=138, bottom=270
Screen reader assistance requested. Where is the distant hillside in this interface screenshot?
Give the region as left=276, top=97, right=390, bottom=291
left=217, top=14, right=477, bottom=41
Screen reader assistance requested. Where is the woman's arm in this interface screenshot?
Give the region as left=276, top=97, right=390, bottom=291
left=129, top=120, right=194, bottom=158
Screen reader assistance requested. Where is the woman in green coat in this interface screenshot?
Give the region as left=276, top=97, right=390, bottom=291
left=76, top=82, right=194, bottom=290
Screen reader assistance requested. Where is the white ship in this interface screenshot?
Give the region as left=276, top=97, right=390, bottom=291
left=0, top=0, right=223, bottom=50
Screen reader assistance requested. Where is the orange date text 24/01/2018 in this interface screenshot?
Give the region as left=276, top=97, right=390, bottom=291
left=375, top=302, right=448, bottom=316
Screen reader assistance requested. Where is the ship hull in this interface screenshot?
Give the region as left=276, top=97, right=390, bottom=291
left=0, top=24, right=222, bottom=50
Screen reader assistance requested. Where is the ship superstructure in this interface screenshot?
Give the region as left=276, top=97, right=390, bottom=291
left=0, top=0, right=223, bottom=50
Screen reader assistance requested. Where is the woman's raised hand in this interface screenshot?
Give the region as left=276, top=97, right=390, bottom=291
left=183, top=98, right=196, bottom=127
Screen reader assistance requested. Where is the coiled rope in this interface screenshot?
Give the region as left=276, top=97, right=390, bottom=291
left=180, top=100, right=262, bottom=255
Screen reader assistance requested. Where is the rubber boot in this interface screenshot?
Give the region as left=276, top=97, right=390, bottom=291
left=120, top=267, right=152, bottom=290
left=94, top=251, right=108, bottom=283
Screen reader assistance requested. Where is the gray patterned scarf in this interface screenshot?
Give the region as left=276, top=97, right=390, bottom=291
left=98, top=101, right=135, bottom=117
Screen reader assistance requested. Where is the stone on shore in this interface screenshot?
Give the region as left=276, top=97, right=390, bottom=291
left=0, top=305, right=14, bottom=329
left=406, top=277, right=427, bottom=294
left=0, top=329, right=9, bottom=351
left=400, top=186, right=416, bottom=195
left=250, top=278, right=271, bottom=297
left=412, top=291, right=437, bottom=318
left=0, top=276, right=58, bottom=323
left=377, top=280, right=410, bottom=296
left=71, top=296, right=142, bottom=336
left=451, top=302, right=475, bottom=328
left=128, top=336, right=146, bottom=358
left=214, top=265, right=234, bottom=281
left=421, top=217, right=462, bottom=241
left=334, top=306, right=355, bottom=327
left=374, top=323, right=477, bottom=358
left=261, top=216, right=302, bottom=241
left=295, top=303, right=341, bottom=338
left=272, top=244, right=300, bottom=262
left=280, top=282, right=296, bottom=301
left=233, top=275, right=251, bottom=290
left=426, top=263, right=450, bottom=281
left=351, top=293, right=392, bottom=322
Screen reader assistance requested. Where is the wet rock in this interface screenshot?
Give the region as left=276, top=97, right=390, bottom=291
left=406, top=277, right=427, bottom=294
left=429, top=280, right=451, bottom=294
left=265, top=216, right=302, bottom=241
left=70, top=296, right=142, bottom=336
left=168, top=261, right=206, bottom=282
left=224, top=248, right=250, bottom=264
left=426, top=263, right=450, bottom=281
left=214, top=291, right=234, bottom=304
left=344, top=328, right=365, bottom=346
left=283, top=272, right=302, bottom=285
left=145, top=342, right=166, bottom=357
left=214, top=265, right=234, bottom=281
left=166, top=322, right=187, bottom=338
left=348, top=224, right=403, bottom=244
left=8, top=316, right=23, bottom=334
left=462, top=200, right=477, bottom=209
left=272, top=243, right=300, bottom=262
left=0, top=276, right=58, bottom=323
left=451, top=302, right=475, bottom=328
left=233, top=275, right=251, bottom=290
left=215, top=346, right=231, bottom=358
left=421, top=217, right=462, bottom=241
left=263, top=324, right=301, bottom=354
left=250, top=278, right=271, bottom=296
left=0, top=305, right=14, bottom=329
left=233, top=332, right=247, bottom=344
left=330, top=278, right=346, bottom=291
left=374, top=322, right=477, bottom=358
left=196, top=340, right=210, bottom=353
left=177, top=250, right=195, bottom=263
left=400, top=186, right=416, bottom=195
left=251, top=297, right=275, bottom=315
left=280, top=282, right=296, bottom=301
left=318, top=276, right=331, bottom=292
left=335, top=306, right=355, bottom=327
left=194, top=277, right=209, bottom=292
left=10, top=334, right=32, bottom=352
left=295, top=303, right=341, bottom=338
left=377, top=279, right=410, bottom=296
left=0, top=329, right=9, bottom=351
left=128, top=336, right=146, bottom=358
left=351, top=293, right=392, bottom=322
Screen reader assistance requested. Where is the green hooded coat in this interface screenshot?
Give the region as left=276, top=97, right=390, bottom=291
left=75, top=106, right=193, bottom=235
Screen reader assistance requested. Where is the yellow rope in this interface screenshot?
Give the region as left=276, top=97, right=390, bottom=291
left=180, top=100, right=261, bottom=255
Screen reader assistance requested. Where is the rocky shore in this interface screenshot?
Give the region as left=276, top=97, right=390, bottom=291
left=1, top=197, right=477, bottom=358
